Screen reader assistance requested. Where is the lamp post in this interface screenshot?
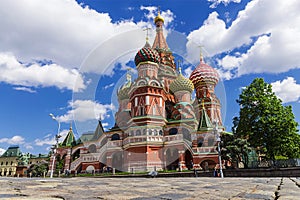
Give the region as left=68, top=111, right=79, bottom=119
left=49, top=113, right=61, bottom=178
left=213, top=121, right=224, bottom=178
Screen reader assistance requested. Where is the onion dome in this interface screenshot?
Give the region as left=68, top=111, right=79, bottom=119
left=134, top=41, right=160, bottom=66
left=154, top=10, right=164, bottom=23
left=170, top=68, right=194, bottom=93
left=189, top=56, right=219, bottom=86
left=118, top=70, right=132, bottom=100
left=118, top=86, right=131, bottom=100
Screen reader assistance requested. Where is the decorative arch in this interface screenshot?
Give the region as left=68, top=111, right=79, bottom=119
left=86, top=165, right=95, bottom=173
left=169, top=128, right=178, bottom=135
left=136, top=130, right=141, bottom=136
left=137, top=79, right=147, bottom=86
left=200, top=159, right=217, bottom=170
left=111, top=134, right=120, bottom=141
left=149, top=80, right=160, bottom=87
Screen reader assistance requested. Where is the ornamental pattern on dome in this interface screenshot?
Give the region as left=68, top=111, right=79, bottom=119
left=170, top=74, right=194, bottom=93
left=134, top=42, right=160, bottom=66
left=189, top=61, right=219, bottom=86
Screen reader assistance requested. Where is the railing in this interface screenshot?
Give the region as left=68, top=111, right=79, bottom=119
left=164, top=134, right=183, bottom=142
left=250, top=158, right=300, bottom=168
left=194, top=146, right=217, bottom=154
left=123, top=136, right=164, bottom=146
left=70, top=144, right=108, bottom=170
left=107, top=140, right=122, bottom=148
left=70, top=157, right=81, bottom=170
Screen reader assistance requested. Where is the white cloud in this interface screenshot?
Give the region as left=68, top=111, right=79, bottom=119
left=0, top=1, right=175, bottom=77
left=57, top=100, right=114, bottom=122
left=103, top=83, right=115, bottom=90
left=0, top=148, right=5, bottom=156
left=0, top=52, right=86, bottom=92
left=13, top=87, right=36, bottom=93
left=187, top=0, right=300, bottom=78
left=140, top=6, right=174, bottom=27
left=35, top=129, right=70, bottom=146
left=0, top=135, right=25, bottom=145
left=208, top=0, right=241, bottom=8
left=271, top=77, right=300, bottom=103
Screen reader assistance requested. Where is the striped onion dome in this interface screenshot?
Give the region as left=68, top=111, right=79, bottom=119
left=134, top=41, right=160, bottom=66
left=189, top=58, right=219, bottom=86
left=170, top=72, right=194, bottom=93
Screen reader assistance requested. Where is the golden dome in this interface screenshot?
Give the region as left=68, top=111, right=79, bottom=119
left=154, top=10, right=164, bottom=24
left=170, top=72, right=194, bottom=93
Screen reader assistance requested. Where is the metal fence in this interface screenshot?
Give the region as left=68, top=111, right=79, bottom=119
left=250, top=158, right=300, bottom=168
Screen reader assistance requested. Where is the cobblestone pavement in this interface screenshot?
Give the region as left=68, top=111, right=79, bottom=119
left=0, top=177, right=299, bottom=200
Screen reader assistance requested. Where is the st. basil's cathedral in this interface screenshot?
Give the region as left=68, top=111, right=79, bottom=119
left=51, top=11, right=224, bottom=174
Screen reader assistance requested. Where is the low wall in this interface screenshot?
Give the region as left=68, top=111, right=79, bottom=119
left=223, top=167, right=300, bottom=177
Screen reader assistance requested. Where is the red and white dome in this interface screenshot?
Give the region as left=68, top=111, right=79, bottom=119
left=134, top=41, right=160, bottom=66
left=189, top=58, right=219, bottom=86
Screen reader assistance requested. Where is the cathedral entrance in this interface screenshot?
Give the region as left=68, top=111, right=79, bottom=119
left=185, top=150, right=193, bottom=170
left=165, top=148, right=179, bottom=170
left=200, top=160, right=217, bottom=170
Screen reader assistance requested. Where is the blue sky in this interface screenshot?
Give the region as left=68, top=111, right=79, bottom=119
left=1, top=0, right=300, bottom=155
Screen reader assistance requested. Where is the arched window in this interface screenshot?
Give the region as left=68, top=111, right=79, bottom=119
left=139, top=106, right=145, bottom=116
left=111, top=134, right=120, bottom=141
left=136, top=130, right=141, bottom=136
left=143, top=129, right=147, bottom=135
left=169, top=128, right=178, bottom=135
left=159, top=130, right=163, bottom=136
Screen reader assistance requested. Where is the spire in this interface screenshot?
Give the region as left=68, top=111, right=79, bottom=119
left=152, top=8, right=168, bottom=50
left=61, top=125, right=76, bottom=147
left=199, top=45, right=204, bottom=63
left=198, top=101, right=213, bottom=131
left=143, top=27, right=151, bottom=47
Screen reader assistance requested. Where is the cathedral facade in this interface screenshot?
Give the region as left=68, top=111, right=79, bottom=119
left=52, top=11, right=224, bottom=173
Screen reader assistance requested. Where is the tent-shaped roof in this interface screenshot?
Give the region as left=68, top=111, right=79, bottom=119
left=92, top=120, right=105, bottom=141
left=61, top=127, right=76, bottom=147
left=198, top=105, right=213, bottom=132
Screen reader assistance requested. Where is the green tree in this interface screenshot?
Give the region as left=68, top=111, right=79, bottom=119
left=235, top=78, right=300, bottom=160
left=27, top=162, right=48, bottom=177
left=221, top=117, right=252, bottom=168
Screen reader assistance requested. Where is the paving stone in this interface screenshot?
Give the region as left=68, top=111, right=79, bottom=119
left=0, top=177, right=294, bottom=200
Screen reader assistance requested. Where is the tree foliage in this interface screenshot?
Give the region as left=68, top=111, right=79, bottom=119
left=27, top=162, right=48, bottom=177
left=235, top=78, right=300, bottom=159
left=221, top=116, right=253, bottom=168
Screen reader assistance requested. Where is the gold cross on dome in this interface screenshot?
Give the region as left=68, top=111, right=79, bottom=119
left=177, top=60, right=182, bottom=74
left=198, top=45, right=204, bottom=61
left=143, top=27, right=151, bottom=41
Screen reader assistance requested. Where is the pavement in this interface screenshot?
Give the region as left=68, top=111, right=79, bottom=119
left=0, top=177, right=299, bottom=200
